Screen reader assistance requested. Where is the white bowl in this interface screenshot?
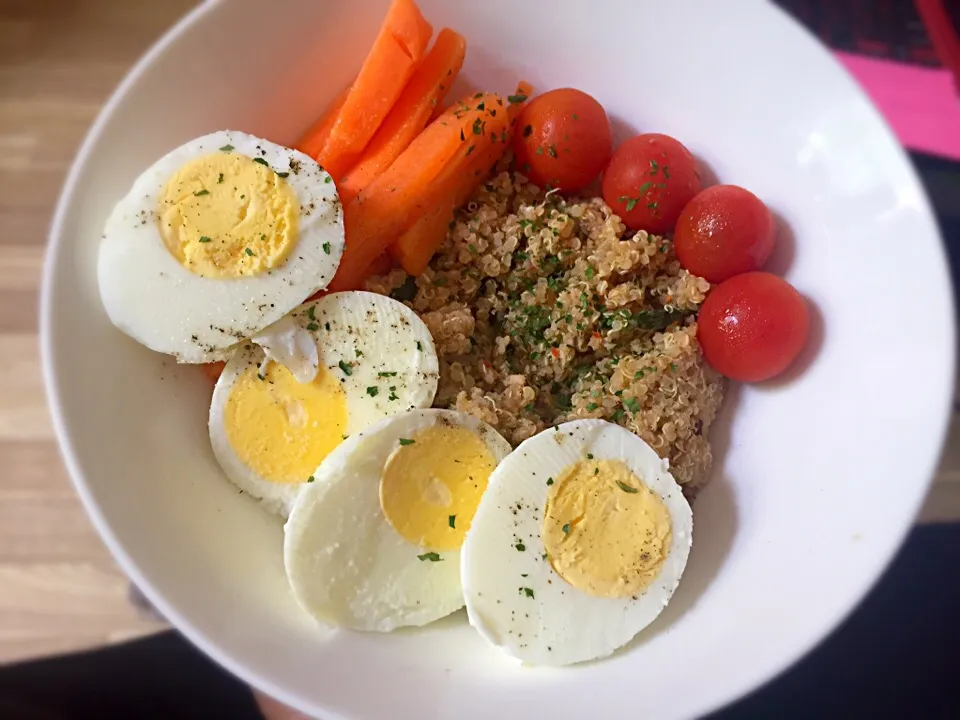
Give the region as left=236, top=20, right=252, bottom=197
left=41, top=0, right=954, bottom=718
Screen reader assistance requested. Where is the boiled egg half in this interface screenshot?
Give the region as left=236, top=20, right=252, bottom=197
left=284, top=409, right=511, bottom=632
left=461, top=419, right=692, bottom=666
left=209, top=291, right=438, bottom=517
left=98, top=130, right=344, bottom=363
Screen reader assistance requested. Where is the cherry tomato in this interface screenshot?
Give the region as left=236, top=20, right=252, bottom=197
left=601, top=133, right=702, bottom=234
left=513, top=89, right=612, bottom=192
left=697, top=272, right=809, bottom=382
left=674, top=185, right=775, bottom=283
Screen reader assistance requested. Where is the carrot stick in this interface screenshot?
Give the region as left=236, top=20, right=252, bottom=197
left=366, top=251, right=395, bottom=277
left=327, top=93, right=504, bottom=292
left=338, top=28, right=466, bottom=204
left=317, top=0, right=433, bottom=180
left=295, top=86, right=351, bottom=161
left=391, top=109, right=513, bottom=275
left=507, top=81, right=533, bottom=123
left=202, top=362, right=225, bottom=383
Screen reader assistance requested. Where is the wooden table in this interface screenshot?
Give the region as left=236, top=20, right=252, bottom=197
left=0, top=0, right=957, bottom=666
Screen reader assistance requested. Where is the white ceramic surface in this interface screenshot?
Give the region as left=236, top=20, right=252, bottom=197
left=41, top=0, right=954, bottom=718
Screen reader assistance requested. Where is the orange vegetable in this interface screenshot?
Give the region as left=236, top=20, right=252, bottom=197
left=367, top=251, right=395, bottom=277
left=338, top=28, right=466, bottom=204
left=202, top=362, right=225, bottom=383
left=316, top=0, right=433, bottom=180
left=295, top=85, right=351, bottom=161
left=391, top=104, right=513, bottom=275
left=327, top=93, right=503, bottom=292
left=508, top=81, right=533, bottom=123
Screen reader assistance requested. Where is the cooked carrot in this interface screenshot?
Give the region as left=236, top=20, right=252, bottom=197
left=391, top=108, right=513, bottom=275
left=202, top=362, right=225, bottom=383
left=429, top=101, right=451, bottom=123
left=338, top=28, right=466, bottom=204
left=367, top=251, right=395, bottom=277
left=507, top=81, right=533, bottom=123
left=295, top=86, right=351, bottom=161
left=327, top=93, right=504, bottom=292
left=317, top=0, right=433, bottom=180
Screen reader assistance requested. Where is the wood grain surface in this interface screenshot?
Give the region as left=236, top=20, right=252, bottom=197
left=0, top=0, right=957, bottom=667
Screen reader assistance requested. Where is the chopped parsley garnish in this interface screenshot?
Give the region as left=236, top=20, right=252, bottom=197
left=366, top=386, right=379, bottom=397
left=417, top=552, right=442, bottom=562
left=594, top=467, right=600, bottom=475
left=586, top=402, right=598, bottom=411
left=338, top=360, right=352, bottom=376
left=277, top=171, right=289, bottom=178
left=616, top=480, right=639, bottom=494
left=193, top=189, right=209, bottom=197
left=585, top=265, right=596, bottom=279
left=306, top=322, right=319, bottom=331
left=547, top=144, right=558, bottom=158
left=307, top=476, right=315, bottom=483
left=649, top=159, right=659, bottom=174
left=546, top=477, right=554, bottom=486
left=306, top=305, right=316, bottom=321
left=399, top=438, right=415, bottom=446
left=198, top=236, right=212, bottom=243
left=472, top=118, right=484, bottom=135
left=324, top=176, right=332, bottom=183
left=324, top=322, right=331, bottom=331
left=449, top=515, right=456, bottom=529
left=217, top=173, right=224, bottom=184
left=623, top=396, right=642, bottom=413
left=467, top=244, right=478, bottom=255
left=571, top=113, right=579, bottom=120
left=562, top=523, right=570, bottom=535
left=320, top=241, right=332, bottom=255
left=663, top=166, right=671, bottom=179
left=586, top=453, right=594, bottom=460
left=416, top=341, right=423, bottom=351
left=245, top=248, right=254, bottom=256
left=219, top=144, right=234, bottom=151
left=253, top=157, right=269, bottom=166
left=507, top=93, right=528, bottom=104
left=522, top=587, right=535, bottom=598
left=377, top=371, right=397, bottom=378
left=515, top=543, right=526, bottom=551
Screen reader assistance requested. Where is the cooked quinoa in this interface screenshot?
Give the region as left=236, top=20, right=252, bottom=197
left=366, top=171, right=724, bottom=496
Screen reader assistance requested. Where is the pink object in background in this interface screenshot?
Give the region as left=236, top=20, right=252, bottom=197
left=836, top=51, right=960, bottom=161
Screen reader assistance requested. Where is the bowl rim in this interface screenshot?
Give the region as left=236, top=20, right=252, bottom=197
left=40, top=0, right=957, bottom=718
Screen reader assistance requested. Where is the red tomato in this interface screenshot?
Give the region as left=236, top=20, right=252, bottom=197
left=697, top=272, right=809, bottom=382
left=674, top=185, right=775, bottom=283
left=513, top=89, right=612, bottom=192
left=601, top=133, right=702, bottom=234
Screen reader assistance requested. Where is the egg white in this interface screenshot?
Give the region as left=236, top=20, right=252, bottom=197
left=284, top=409, right=512, bottom=632
left=209, top=292, right=439, bottom=518
left=98, top=130, right=344, bottom=363
left=461, top=419, right=693, bottom=666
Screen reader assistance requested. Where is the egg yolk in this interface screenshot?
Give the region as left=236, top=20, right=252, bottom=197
left=380, top=424, right=495, bottom=552
left=542, top=459, right=672, bottom=599
left=224, top=361, right=346, bottom=483
left=157, top=152, right=299, bottom=278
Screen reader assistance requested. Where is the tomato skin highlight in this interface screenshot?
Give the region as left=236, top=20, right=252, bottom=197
left=601, top=133, right=702, bottom=234
left=513, top=88, right=612, bottom=192
left=674, top=185, right=775, bottom=283
left=697, top=272, right=809, bottom=382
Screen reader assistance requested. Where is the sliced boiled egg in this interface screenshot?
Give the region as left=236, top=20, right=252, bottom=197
left=461, top=419, right=692, bottom=666
left=208, top=291, right=439, bottom=517
left=284, top=409, right=511, bottom=632
left=98, top=130, right=344, bottom=363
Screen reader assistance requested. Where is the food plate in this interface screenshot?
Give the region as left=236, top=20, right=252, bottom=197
left=41, top=0, right=954, bottom=718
